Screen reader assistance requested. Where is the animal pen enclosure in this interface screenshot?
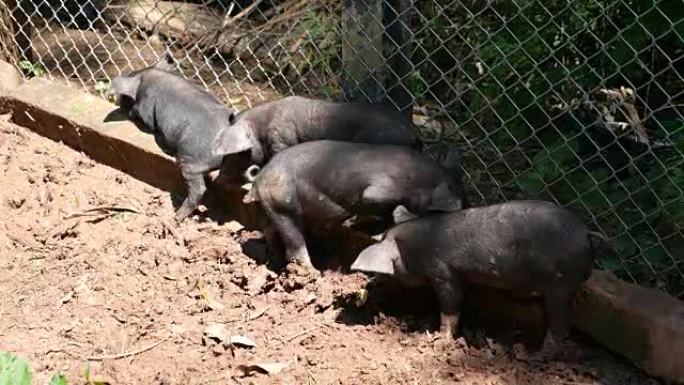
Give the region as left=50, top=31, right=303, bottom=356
left=1, top=0, right=683, bottom=296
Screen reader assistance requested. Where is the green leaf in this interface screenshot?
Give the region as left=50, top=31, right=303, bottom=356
left=597, top=255, right=622, bottom=271
left=517, top=171, right=545, bottom=195
left=0, top=352, right=32, bottom=385
left=50, top=373, right=69, bottom=385
left=83, top=365, right=91, bottom=384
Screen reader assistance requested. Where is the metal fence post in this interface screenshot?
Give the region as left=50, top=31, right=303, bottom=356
left=341, top=0, right=386, bottom=103
left=384, top=0, right=413, bottom=120
left=6, top=0, right=33, bottom=63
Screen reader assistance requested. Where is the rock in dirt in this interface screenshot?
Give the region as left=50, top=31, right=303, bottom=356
left=0, top=60, right=23, bottom=91
left=279, top=264, right=320, bottom=293
left=574, top=270, right=684, bottom=383
left=231, top=265, right=277, bottom=295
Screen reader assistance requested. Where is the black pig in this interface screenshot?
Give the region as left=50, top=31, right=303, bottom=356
left=107, top=56, right=251, bottom=221
left=351, top=201, right=608, bottom=354
left=214, top=95, right=468, bottom=207
left=212, top=95, right=417, bottom=166
left=242, top=140, right=465, bottom=271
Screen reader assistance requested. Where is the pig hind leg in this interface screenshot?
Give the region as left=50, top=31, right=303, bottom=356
left=432, top=274, right=464, bottom=340
left=540, top=287, right=574, bottom=354
left=175, top=170, right=207, bottom=222
left=266, top=208, right=313, bottom=268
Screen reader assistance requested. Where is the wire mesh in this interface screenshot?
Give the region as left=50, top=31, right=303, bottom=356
left=1, top=0, right=682, bottom=296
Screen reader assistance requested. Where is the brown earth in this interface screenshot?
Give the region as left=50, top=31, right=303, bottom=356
left=0, top=118, right=658, bottom=384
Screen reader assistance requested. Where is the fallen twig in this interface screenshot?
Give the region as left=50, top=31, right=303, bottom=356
left=64, top=205, right=140, bottom=220
left=248, top=306, right=270, bottom=321
left=642, top=103, right=684, bottom=123
left=280, top=324, right=322, bottom=343
left=0, top=323, right=17, bottom=336
left=222, top=0, right=264, bottom=30
left=197, top=0, right=263, bottom=47
left=86, top=334, right=171, bottom=361
left=45, top=349, right=80, bottom=359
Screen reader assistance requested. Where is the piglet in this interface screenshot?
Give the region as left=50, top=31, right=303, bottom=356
left=351, top=200, right=609, bottom=354
left=108, top=56, right=251, bottom=221
left=212, top=95, right=417, bottom=166
left=242, top=140, right=466, bottom=271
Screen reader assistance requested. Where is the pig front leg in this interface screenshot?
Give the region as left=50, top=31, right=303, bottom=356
left=175, top=170, right=207, bottom=222
left=263, top=222, right=285, bottom=264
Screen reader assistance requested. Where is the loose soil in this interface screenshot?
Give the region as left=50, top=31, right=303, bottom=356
left=0, top=118, right=657, bottom=384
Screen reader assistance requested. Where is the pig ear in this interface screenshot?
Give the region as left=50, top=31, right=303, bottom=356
left=392, top=205, right=418, bottom=224
left=109, top=76, right=141, bottom=101
left=428, top=199, right=462, bottom=212
left=428, top=183, right=463, bottom=212
left=350, top=239, right=399, bottom=276
left=213, top=125, right=253, bottom=157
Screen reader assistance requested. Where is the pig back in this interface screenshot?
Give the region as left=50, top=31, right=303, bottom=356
left=303, top=141, right=450, bottom=204
left=136, top=70, right=233, bottom=163
left=253, top=141, right=455, bottom=221
left=295, top=97, right=416, bottom=146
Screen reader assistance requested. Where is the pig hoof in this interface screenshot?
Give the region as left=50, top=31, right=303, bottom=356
left=432, top=335, right=456, bottom=353
left=511, top=343, right=529, bottom=361
left=286, top=261, right=320, bottom=278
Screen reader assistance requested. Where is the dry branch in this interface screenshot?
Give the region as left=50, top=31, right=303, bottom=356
left=86, top=334, right=171, bottom=361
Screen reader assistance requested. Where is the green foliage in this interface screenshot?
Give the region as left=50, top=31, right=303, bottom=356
left=0, top=353, right=31, bottom=385
left=18, top=61, right=45, bottom=78
left=0, top=353, right=74, bottom=385
left=412, top=0, right=684, bottom=292
left=49, top=374, right=68, bottom=385
left=94, top=81, right=109, bottom=95
left=515, top=118, right=684, bottom=290
left=299, top=6, right=341, bottom=97
left=407, top=70, right=427, bottom=100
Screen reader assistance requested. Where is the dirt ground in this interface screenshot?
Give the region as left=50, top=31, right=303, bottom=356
left=0, top=118, right=658, bottom=385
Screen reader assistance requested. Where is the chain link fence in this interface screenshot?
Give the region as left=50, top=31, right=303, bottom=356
left=1, top=0, right=683, bottom=296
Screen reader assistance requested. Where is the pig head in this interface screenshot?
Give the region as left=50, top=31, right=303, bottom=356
left=108, top=53, right=175, bottom=111
left=351, top=206, right=417, bottom=277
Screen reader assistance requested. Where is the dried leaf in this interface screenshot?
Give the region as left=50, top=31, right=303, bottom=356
left=230, top=335, right=256, bottom=348
left=203, top=323, right=230, bottom=343
left=90, top=376, right=112, bottom=385
left=205, top=298, right=225, bottom=311
left=198, top=285, right=225, bottom=311
left=60, top=291, right=74, bottom=304
left=239, top=362, right=287, bottom=376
